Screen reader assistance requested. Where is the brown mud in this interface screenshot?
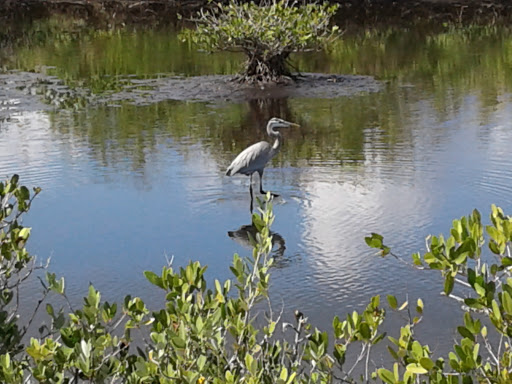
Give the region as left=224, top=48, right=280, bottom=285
left=97, top=73, right=382, bottom=104
left=0, top=70, right=381, bottom=121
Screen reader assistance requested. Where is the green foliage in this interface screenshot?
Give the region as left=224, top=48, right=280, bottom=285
left=372, top=205, right=512, bottom=383
left=4, top=175, right=512, bottom=383
left=0, top=175, right=42, bottom=356
left=180, top=0, right=340, bottom=83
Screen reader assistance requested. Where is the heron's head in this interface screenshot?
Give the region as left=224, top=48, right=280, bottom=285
left=267, top=117, right=300, bottom=132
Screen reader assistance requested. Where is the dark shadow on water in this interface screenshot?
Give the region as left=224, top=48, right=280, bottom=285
left=227, top=223, right=288, bottom=267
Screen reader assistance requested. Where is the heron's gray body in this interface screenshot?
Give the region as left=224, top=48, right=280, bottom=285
left=225, top=117, right=298, bottom=211
left=225, top=141, right=278, bottom=177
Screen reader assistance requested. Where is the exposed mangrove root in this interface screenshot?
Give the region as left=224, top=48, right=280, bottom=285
left=236, top=54, right=295, bottom=85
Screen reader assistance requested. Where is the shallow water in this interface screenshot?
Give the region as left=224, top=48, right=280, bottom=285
left=1, top=21, right=512, bottom=356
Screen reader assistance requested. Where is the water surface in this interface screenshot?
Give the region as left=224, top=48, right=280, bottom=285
left=1, top=21, right=512, bottom=356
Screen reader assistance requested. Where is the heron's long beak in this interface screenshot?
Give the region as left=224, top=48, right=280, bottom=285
left=286, top=122, right=300, bottom=128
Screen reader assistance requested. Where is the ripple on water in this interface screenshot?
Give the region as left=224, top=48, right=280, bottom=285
left=269, top=157, right=436, bottom=315
left=1, top=112, right=63, bottom=186
left=477, top=168, right=512, bottom=200
left=474, top=124, right=512, bottom=200
left=173, top=143, right=227, bottom=211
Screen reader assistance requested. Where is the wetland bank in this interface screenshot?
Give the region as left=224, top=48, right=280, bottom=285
left=1, top=0, right=511, bottom=113
left=1, top=1, right=512, bottom=382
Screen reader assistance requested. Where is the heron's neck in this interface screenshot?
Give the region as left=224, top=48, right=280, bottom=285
left=270, top=132, right=282, bottom=157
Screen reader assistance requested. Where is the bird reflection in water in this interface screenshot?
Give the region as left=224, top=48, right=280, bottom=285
left=227, top=223, right=287, bottom=264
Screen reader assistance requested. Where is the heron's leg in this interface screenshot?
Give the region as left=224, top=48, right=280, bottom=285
left=258, top=170, right=279, bottom=197
left=258, top=170, right=266, bottom=194
left=249, top=174, right=254, bottom=212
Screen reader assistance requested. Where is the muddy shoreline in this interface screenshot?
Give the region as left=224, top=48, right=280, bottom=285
left=0, top=70, right=382, bottom=121
left=1, top=0, right=512, bottom=27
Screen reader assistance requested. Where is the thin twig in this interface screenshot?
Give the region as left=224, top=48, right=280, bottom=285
left=365, top=343, right=372, bottom=382
left=345, top=343, right=367, bottom=378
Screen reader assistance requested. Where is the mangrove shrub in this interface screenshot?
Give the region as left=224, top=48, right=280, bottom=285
left=180, top=0, right=340, bottom=84
left=2, top=175, right=512, bottom=383
left=0, top=175, right=45, bottom=357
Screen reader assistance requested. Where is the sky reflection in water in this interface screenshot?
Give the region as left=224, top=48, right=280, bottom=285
left=1, top=24, right=512, bottom=354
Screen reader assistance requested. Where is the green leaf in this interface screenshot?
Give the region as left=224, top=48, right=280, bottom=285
left=444, top=274, right=454, bottom=295
left=474, top=283, right=486, bottom=297
left=411, top=340, right=423, bottom=358
left=365, top=233, right=383, bottom=249
left=387, top=295, right=398, bottom=309
left=393, top=363, right=399, bottom=381
left=453, top=252, right=467, bottom=264
left=467, top=268, right=476, bottom=286
left=286, top=372, right=297, bottom=384
left=244, top=353, right=257, bottom=375
left=80, top=340, right=91, bottom=359
left=252, top=214, right=265, bottom=232
left=412, top=252, right=422, bottom=266
left=2, top=353, right=10, bottom=369
left=489, top=241, right=500, bottom=255
left=502, top=291, right=512, bottom=314
left=279, top=367, right=288, bottom=381
left=416, top=298, right=424, bottom=314
left=457, top=326, right=475, bottom=341
left=18, top=186, right=30, bottom=200
left=333, top=344, right=346, bottom=365
left=359, top=322, right=371, bottom=340
left=492, top=300, right=502, bottom=323
left=419, top=357, right=434, bottom=370
left=406, top=363, right=428, bottom=374
left=18, top=227, right=30, bottom=240
left=10, top=174, right=19, bottom=186
left=171, top=336, right=186, bottom=349
left=143, top=271, right=164, bottom=289
left=197, top=355, right=207, bottom=370
left=502, top=257, right=512, bottom=266
left=381, top=246, right=391, bottom=256
left=387, top=346, right=399, bottom=360
left=423, top=252, right=437, bottom=265
left=377, top=368, right=395, bottom=384
left=86, top=284, right=100, bottom=308
left=464, top=298, right=485, bottom=309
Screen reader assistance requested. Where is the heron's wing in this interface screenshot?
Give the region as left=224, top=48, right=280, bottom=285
left=226, top=141, right=272, bottom=176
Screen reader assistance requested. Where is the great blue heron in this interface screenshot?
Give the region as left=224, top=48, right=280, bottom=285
left=226, top=117, right=299, bottom=211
